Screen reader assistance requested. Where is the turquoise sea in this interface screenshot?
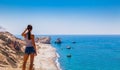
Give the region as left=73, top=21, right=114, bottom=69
left=16, top=35, right=120, bottom=70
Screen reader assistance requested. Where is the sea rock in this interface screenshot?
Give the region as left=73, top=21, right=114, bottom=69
left=72, top=41, right=76, bottom=44
left=55, top=38, right=61, bottom=44
left=66, top=46, right=71, bottom=49
left=67, top=54, right=72, bottom=58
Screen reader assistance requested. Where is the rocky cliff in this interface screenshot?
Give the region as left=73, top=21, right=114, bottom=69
left=0, top=31, right=25, bottom=69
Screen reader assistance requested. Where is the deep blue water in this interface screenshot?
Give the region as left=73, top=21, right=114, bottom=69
left=16, top=35, right=120, bottom=70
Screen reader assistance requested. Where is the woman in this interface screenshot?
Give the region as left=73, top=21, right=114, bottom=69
left=21, top=25, right=37, bottom=70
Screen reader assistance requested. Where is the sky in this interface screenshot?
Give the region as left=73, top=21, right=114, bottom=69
left=0, top=0, right=120, bottom=35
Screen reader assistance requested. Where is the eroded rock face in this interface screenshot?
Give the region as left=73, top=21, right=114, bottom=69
left=0, top=31, right=25, bottom=68
left=35, top=36, right=51, bottom=44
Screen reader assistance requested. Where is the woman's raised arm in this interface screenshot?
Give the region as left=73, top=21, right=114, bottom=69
left=21, top=28, right=27, bottom=38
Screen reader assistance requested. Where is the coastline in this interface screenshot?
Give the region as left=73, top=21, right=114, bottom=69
left=56, top=53, right=62, bottom=70
left=34, top=43, right=61, bottom=70
left=0, top=33, right=61, bottom=70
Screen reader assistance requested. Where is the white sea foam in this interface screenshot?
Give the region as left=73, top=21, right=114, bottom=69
left=55, top=53, right=62, bottom=70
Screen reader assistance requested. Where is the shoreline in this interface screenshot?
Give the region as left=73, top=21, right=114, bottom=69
left=56, top=53, right=62, bottom=70
left=34, top=43, right=61, bottom=70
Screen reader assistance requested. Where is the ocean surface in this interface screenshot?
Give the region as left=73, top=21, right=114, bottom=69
left=16, top=35, right=120, bottom=70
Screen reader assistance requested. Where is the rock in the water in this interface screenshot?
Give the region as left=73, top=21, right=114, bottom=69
left=55, top=38, right=61, bottom=44
left=72, top=41, right=76, bottom=44
left=67, top=54, right=72, bottom=58
left=66, top=46, right=71, bottom=49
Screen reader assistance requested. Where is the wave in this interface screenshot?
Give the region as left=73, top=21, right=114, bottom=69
left=55, top=52, right=62, bottom=70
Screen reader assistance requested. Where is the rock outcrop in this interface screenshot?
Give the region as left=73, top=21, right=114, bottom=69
left=35, top=36, right=51, bottom=44
left=0, top=31, right=25, bottom=69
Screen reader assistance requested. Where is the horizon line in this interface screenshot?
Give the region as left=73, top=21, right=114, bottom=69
left=14, top=34, right=120, bottom=36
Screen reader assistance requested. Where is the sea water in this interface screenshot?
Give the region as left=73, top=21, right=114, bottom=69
left=16, top=35, right=120, bottom=70
left=50, top=35, right=120, bottom=70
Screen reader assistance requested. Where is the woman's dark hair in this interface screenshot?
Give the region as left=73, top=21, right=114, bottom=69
left=27, top=25, right=32, bottom=40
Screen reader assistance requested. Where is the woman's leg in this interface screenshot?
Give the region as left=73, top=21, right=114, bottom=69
left=29, top=53, right=34, bottom=70
left=22, top=54, right=29, bottom=70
